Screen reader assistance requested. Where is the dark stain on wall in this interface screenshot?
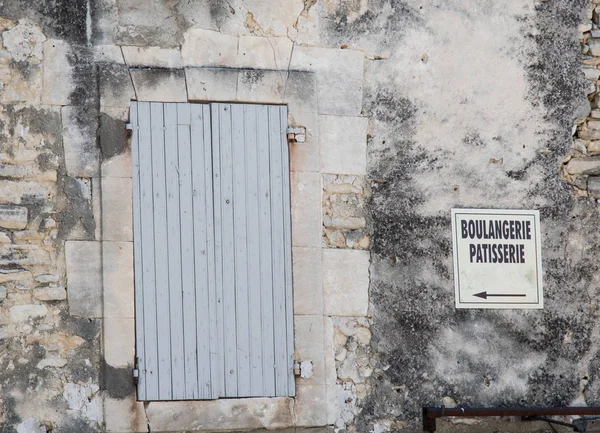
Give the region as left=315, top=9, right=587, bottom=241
left=99, top=113, right=127, bottom=160
left=102, top=361, right=136, bottom=399
left=355, top=1, right=595, bottom=431
left=0, top=0, right=93, bottom=45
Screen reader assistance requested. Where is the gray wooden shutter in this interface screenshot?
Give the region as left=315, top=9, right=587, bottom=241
left=131, top=101, right=294, bottom=401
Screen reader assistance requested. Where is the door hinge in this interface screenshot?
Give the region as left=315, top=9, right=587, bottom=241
left=287, top=127, right=306, bottom=144
left=293, top=360, right=313, bottom=378
left=133, top=357, right=139, bottom=384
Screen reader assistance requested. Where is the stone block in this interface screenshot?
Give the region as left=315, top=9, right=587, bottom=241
left=566, top=157, right=600, bottom=175
left=319, top=115, right=368, bottom=175
left=103, top=242, right=134, bottom=318
left=146, top=398, right=294, bottom=431
left=9, top=304, right=47, bottom=321
left=0, top=269, right=32, bottom=284
left=289, top=110, right=319, bottom=173
left=590, top=39, right=600, bottom=56
left=1, top=65, right=42, bottom=104
left=93, top=45, right=126, bottom=64
left=589, top=177, right=600, bottom=199
left=293, top=247, right=323, bottom=315
left=62, top=106, right=101, bottom=177
left=99, top=64, right=136, bottom=108
left=0, top=163, right=26, bottom=179
left=295, top=315, right=326, bottom=384
left=323, top=249, right=370, bottom=316
left=93, top=177, right=102, bottom=241
left=237, top=36, right=293, bottom=70
left=182, top=28, right=238, bottom=67
left=105, top=317, right=135, bottom=368
left=42, top=40, right=74, bottom=106
left=291, top=172, right=322, bottom=247
left=102, top=151, right=132, bottom=178
left=285, top=71, right=318, bottom=115
left=65, top=241, right=102, bottom=318
left=0, top=180, right=51, bottom=205
left=323, top=317, right=338, bottom=388
left=294, top=384, right=328, bottom=427
left=33, top=285, right=67, bottom=301
left=105, top=395, right=148, bottom=433
left=102, top=177, right=133, bottom=241
left=0, top=205, right=28, bottom=229
left=0, top=245, right=49, bottom=266
left=237, top=70, right=286, bottom=104
left=185, top=68, right=238, bottom=102
left=122, top=46, right=182, bottom=68
left=130, top=68, right=188, bottom=102
left=290, top=46, right=364, bottom=116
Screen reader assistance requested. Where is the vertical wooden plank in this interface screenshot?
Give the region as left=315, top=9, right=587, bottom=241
left=164, top=103, right=186, bottom=399
left=231, top=104, right=251, bottom=397
left=203, top=104, right=220, bottom=400
left=245, top=105, right=264, bottom=396
left=150, top=102, right=172, bottom=400
left=211, top=103, right=226, bottom=396
left=256, top=105, right=276, bottom=396
left=218, top=103, right=239, bottom=397
left=268, top=105, right=288, bottom=396
left=131, top=102, right=147, bottom=400
left=279, top=106, right=295, bottom=396
left=191, top=104, right=211, bottom=399
left=177, top=104, right=199, bottom=399
left=137, top=101, right=159, bottom=400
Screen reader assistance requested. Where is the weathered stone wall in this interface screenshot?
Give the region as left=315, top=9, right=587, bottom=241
left=0, top=0, right=595, bottom=433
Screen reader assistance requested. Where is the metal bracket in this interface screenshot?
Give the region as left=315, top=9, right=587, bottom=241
left=133, top=357, right=139, bottom=384
left=286, top=127, right=306, bottom=144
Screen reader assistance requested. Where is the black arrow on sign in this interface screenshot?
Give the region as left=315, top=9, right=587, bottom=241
left=473, top=291, right=527, bottom=300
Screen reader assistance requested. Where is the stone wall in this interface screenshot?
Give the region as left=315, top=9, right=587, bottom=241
left=0, top=0, right=596, bottom=433
left=564, top=0, right=600, bottom=198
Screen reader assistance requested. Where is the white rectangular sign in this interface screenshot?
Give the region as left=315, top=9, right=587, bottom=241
left=451, top=208, right=543, bottom=309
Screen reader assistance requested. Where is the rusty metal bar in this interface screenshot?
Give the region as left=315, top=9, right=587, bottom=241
left=422, top=406, right=600, bottom=432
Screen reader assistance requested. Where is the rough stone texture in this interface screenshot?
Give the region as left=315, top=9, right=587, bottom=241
left=290, top=46, right=364, bottom=116
left=319, top=116, right=368, bottom=175
left=41, top=39, right=74, bottom=105
left=185, top=67, right=238, bottom=102
left=103, top=241, right=134, bottom=318
left=62, top=106, right=100, bottom=177
left=0, top=204, right=27, bottom=229
left=130, top=68, right=188, bottom=102
left=322, top=175, right=370, bottom=250
left=101, top=177, right=132, bottom=241
left=65, top=241, right=101, bottom=318
left=322, top=249, right=369, bottom=317
left=122, top=46, right=182, bottom=68
left=145, top=398, right=295, bottom=431
left=291, top=171, right=322, bottom=248
left=181, top=28, right=238, bottom=67
left=293, top=247, right=323, bottom=315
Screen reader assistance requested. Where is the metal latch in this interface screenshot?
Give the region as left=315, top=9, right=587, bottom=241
left=287, top=127, right=306, bottom=144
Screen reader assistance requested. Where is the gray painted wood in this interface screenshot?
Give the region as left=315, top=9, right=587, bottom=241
left=164, top=103, right=186, bottom=400
left=133, top=101, right=294, bottom=400
left=131, top=102, right=147, bottom=400
left=150, top=102, right=172, bottom=400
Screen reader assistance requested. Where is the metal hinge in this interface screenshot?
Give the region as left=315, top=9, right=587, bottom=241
left=286, top=127, right=306, bottom=144
left=133, top=357, right=139, bottom=384
left=293, top=360, right=313, bottom=378
left=126, top=123, right=133, bottom=130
